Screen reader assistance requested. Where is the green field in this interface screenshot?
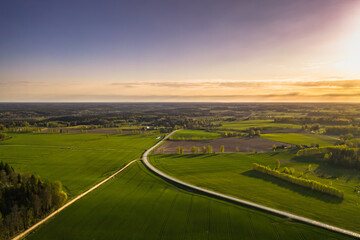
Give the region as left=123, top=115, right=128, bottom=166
left=150, top=153, right=360, bottom=233
left=0, top=133, right=161, bottom=196
left=26, top=162, right=352, bottom=240
left=217, top=120, right=301, bottom=130
left=170, top=130, right=222, bottom=140
left=261, top=133, right=337, bottom=146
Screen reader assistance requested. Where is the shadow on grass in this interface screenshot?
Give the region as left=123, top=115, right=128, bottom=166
left=242, top=170, right=343, bottom=204
left=314, top=164, right=360, bottom=183
left=292, top=155, right=360, bottom=183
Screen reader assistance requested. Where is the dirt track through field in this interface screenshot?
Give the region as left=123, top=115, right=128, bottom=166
left=12, top=159, right=140, bottom=240
left=144, top=130, right=360, bottom=239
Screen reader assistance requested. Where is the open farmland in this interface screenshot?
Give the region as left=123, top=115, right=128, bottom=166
left=261, top=133, right=337, bottom=146
left=155, top=137, right=290, bottom=154
left=0, top=133, right=160, bottom=196
left=169, top=129, right=222, bottom=140
left=217, top=120, right=301, bottom=131
left=150, top=153, right=360, bottom=233
left=25, top=162, right=352, bottom=240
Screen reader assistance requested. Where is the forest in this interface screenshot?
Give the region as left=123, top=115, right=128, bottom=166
left=0, top=162, right=67, bottom=240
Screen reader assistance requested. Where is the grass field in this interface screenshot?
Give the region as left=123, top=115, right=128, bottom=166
left=261, top=133, right=337, bottom=146
left=26, top=162, right=352, bottom=240
left=217, top=120, right=301, bottom=130
left=150, top=153, right=360, bottom=233
left=169, top=130, right=222, bottom=140
left=0, top=133, right=161, bottom=196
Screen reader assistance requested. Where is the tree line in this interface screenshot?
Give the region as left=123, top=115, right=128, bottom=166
left=274, top=117, right=352, bottom=125
left=252, top=163, right=344, bottom=199
left=0, top=162, right=67, bottom=240
left=325, top=126, right=360, bottom=136
left=177, top=145, right=223, bottom=154
left=0, top=132, right=9, bottom=141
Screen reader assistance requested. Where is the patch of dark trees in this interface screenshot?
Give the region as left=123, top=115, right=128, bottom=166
left=298, top=146, right=360, bottom=170
left=325, top=126, right=360, bottom=136
left=0, top=162, right=67, bottom=240
left=275, top=117, right=353, bottom=125
left=323, top=147, right=360, bottom=170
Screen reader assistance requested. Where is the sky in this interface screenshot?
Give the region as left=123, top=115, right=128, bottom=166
left=1, top=0, right=360, bottom=102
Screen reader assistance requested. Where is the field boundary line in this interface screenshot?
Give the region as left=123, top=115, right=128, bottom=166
left=12, top=158, right=140, bottom=240
left=143, top=130, right=360, bottom=239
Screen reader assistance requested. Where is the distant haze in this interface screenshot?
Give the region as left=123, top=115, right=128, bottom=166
left=1, top=0, right=360, bottom=102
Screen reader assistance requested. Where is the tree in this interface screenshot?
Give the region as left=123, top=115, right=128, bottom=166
left=220, top=145, right=225, bottom=153
left=206, top=145, right=213, bottom=154
left=249, top=129, right=256, bottom=137
left=307, top=164, right=312, bottom=172
left=275, top=159, right=280, bottom=169
left=191, top=146, right=199, bottom=154
left=0, top=132, right=8, bottom=141
left=202, top=146, right=207, bottom=154
left=235, top=147, right=239, bottom=152
left=273, top=145, right=277, bottom=152
left=256, top=130, right=261, bottom=136
left=177, top=146, right=184, bottom=154
left=283, top=167, right=290, bottom=174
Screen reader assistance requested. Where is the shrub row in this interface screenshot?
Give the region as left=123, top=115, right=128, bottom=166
left=252, top=163, right=344, bottom=199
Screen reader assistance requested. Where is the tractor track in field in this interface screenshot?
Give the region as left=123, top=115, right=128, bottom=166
left=12, top=158, right=140, bottom=240
left=143, top=130, right=360, bottom=239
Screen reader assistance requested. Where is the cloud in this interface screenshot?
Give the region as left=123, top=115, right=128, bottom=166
left=2, top=79, right=360, bottom=102
left=109, top=79, right=360, bottom=90
left=0, top=80, right=45, bottom=86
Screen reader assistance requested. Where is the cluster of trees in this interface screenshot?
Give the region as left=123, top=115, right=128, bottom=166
left=324, top=147, right=360, bottom=170
left=203, top=145, right=213, bottom=153
left=297, top=145, right=360, bottom=170
left=190, top=145, right=215, bottom=154
left=177, top=147, right=184, bottom=154
left=0, top=124, right=7, bottom=131
left=252, top=163, right=344, bottom=199
left=0, top=162, right=67, bottom=239
left=325, top=126, right=360, bottom=136
left=249, top=129, right=261, bottom=137
left=220, top=132, right=244, bottom=138
left=302, top=124, right=320, bottom=132
left=6, top=127, right=42, bottom=133
left=296, top=146, right=331, bottom=156
left=191, top=146, right=200, bottom=154
left=0, top=132, right=8, bottom=141
left=275, top=117, right=352, bottom=125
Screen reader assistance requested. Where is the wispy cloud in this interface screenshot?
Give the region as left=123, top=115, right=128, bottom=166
left=109, top=79, right=360, bottom=90
left=2, top=79, right=360, bottom=102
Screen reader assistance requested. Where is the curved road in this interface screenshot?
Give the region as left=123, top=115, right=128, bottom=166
left=143, top=130, right=360, bottom=239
